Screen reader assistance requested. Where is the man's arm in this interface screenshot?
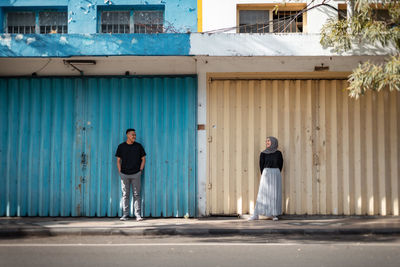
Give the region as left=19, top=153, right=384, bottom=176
left=140, top=156, right=146, bottom=171
left=117, top=157, right=122, bottom=173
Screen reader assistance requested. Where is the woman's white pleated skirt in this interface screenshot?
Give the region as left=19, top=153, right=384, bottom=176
left=254, top=168, right=282, bottom=217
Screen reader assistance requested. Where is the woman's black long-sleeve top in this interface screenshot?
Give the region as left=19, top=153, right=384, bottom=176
left=259, top=150, right=283, bottom=173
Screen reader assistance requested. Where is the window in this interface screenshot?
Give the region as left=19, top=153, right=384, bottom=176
left=7, top=12, right=35, bottom=34
left=100, top=10, right=164, bottom=33
left=134, top=11, right=163, bottom=33
left=273, top=10, right=303, bottom=33
left=371, top=9, right=390, bottom=22
left=39, top=12, right=68, bottom=34
left=338, top=4, right=391, bottom=23
left=101, top=11, right=130, bottom=33
left=239, top=10, right=270, bottom=33
left=6, top=10, right=68, bottom=34
left=338, top=4, right=347, bottom=20
left=238, top=4, right=306, bottom=33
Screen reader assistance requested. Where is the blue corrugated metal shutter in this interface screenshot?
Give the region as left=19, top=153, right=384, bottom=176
left=0, top=76, right=197, bottom=217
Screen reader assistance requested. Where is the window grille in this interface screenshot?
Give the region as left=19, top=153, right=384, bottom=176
left=238, top=9, right=304, bottom=33
left=101, top=11, right=130, bottom=33
left=7, top=12, right=36, bottom=34
left=239, top=10, right=270, bottom=33
left=39, top=12, right=68, bottom=34
left=134, top=11, right=163, bottom=33
left=7, top=11, right=67, bottom=34
left=273, top=11, right=303, bottom=33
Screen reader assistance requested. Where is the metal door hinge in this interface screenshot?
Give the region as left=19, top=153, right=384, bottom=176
left=208, top=136, right=212, bottom=143
left=208, top=183, right=212, bottom=189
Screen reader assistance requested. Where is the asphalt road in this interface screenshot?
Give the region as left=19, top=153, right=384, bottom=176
left=1, top=235, right=400, bottom=267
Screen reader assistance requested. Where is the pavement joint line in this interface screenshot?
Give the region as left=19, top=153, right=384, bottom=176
left=0, top=243, right=301, bottom=247
left=0, top=243, right=400, bottom=247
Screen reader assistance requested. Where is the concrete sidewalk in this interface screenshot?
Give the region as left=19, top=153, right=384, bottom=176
left=1, top=216, right=400, bottom=237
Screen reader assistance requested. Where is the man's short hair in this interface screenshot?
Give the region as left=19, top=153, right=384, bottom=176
left=126, top=128, right=136, bottom=134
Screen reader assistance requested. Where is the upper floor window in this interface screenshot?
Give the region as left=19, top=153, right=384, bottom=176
left=238, top=4, right=306, bottom=33
left=39, top=11, right=68, bottom=34
left=101, top=11, right=130, bottom=33
left=239, top=10, right=270, bottom=33
left=134, top=11, right=163, bottom=33
left=338, top=4, right=391, bottom=23
left=6, top=10, right=67, bottom=34
left=7, top=12, right=35, bottom=34
left=100, top=9, right=164, bottom=33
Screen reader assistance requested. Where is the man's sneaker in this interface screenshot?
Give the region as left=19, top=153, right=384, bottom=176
left=120, top=215, right=129, bottom=221
left=136, top=216, right=143, bottom=222
left=272, top=216, right=279, bottom=221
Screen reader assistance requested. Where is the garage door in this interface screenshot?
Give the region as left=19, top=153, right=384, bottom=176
left=207, top=79, right=400, bottom=216
left=0, top=76, right=197, bottom=217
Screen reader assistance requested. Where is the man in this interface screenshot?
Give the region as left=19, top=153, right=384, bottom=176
left=115, top=128, right=146, bottom=221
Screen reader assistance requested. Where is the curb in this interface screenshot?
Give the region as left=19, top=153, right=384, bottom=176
left=2, top=227, right=400, bottom=237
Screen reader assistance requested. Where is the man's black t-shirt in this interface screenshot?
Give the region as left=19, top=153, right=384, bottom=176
left=115, top=142, right=146, bottom=175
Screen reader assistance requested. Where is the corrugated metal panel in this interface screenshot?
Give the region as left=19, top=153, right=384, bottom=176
left=207, top=79, right=400, bottom=215
left=0, top=76, right=197, bottom=217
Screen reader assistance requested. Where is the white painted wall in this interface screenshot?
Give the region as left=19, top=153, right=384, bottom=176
left=190, top=33, right=396, bottom=56
left=202, top=0, right=345, bottom=34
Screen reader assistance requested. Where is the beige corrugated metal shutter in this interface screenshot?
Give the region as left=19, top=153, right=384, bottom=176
left=207, top=79, right=400, bottom=216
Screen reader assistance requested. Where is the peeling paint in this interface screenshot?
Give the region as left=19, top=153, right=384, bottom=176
left=0, top=35, right=11, bottom=49
left=15, top=34, right=23, bottom=41
left=26, top=37, right=36, bottom=45
left=84, top=40, right=94, bottom=45
left=0, top=34, right=191, bottom=57
left=60, top=36, right=68, bottom=44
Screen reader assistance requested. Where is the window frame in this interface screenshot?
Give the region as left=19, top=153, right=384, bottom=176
left=3, top=7, right=68, bottom=34
left=97, top=5, right=165, bottom=34
left=236, top=3, right=307, bottom=33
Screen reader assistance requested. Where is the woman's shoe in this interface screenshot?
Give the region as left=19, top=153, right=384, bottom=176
left=272, top=216, right=279, bottom=221
left=247, top=215, right=259, bottom=221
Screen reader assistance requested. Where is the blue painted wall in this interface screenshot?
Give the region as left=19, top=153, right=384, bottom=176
left=0, top=0, right=197, bottom=34
left=0, top=33, right=190, bottom=57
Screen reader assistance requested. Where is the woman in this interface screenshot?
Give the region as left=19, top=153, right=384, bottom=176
left=248, top=136, right=283, bottom=221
